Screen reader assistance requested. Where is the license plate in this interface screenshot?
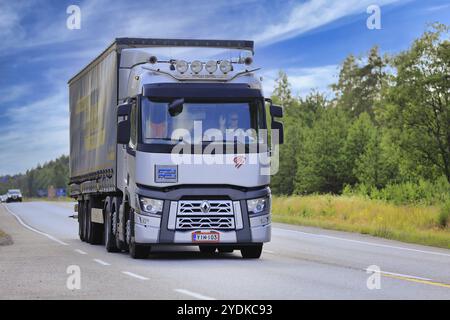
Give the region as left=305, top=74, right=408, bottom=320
left=192, top=231, right=220, bottom=243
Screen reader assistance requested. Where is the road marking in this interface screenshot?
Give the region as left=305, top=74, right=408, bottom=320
left=93, top=259, right=110, bottom=266
left=174, top=289, right=216, bottom=300
left=75, top=249, right=87, bottom=255
left=263, top=249, right=275, bottom=254
left=122, top=271, right=149, bottom=280
left=382, top=273, right=450, bottom=289
left=2, top=204, right=68, bottom=246
left=274, top=227, right=450, bottom=258
left=366, top=267, right=432, bottom=281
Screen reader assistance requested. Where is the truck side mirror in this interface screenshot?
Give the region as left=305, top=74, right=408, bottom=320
left=271, top=121, right=284, bottom=145
left=117, top=103, right=131, bottom=144
left=270, top=104, right=283, bottom=118
left=265, top=98, right=284, bottom=145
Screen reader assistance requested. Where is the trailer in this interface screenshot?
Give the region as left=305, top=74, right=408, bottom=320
left=69, top=38, right=283, bottom=259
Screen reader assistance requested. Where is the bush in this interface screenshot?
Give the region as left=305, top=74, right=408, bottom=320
left=345, top=177, right=449, bottom=206
left=439, top=201, right=450, bottom=228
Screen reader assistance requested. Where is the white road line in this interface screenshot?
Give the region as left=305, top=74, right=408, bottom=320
left=2, top=204, right=68, bottom=246
left=122, top=271, right=149, bottom=280
left=274, top=227, right=450, bottom=258
left=263, top=249, right=275, bottom=254
left=174, top=289, right=216, bottom=300
left=93, top=259, right=110, bottom=266
left=365, top=268, right=433, bottom=281
left=75, top=249, right=87, bottom=255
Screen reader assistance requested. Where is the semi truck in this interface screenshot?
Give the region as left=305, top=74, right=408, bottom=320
left=68, top=38, right=283, bottom=259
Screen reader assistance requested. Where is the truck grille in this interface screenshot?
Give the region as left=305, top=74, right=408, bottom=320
left=175, top=200, right=235, bottom=230
left=178, top=200, right=233, bottom=216
left=176, top=217, right=235, bottom=230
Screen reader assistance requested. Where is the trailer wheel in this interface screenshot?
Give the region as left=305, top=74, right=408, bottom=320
left=199, top=246, right=217, bottom=254
left=240, top=244, right=263, bottom=259
left=83, top=200, right=89, bottom=242
left=78, top=200, right=85, bottom=241
left=105, top=197, right=119, bottom=252
left=86, top=199, right=103, bottom=245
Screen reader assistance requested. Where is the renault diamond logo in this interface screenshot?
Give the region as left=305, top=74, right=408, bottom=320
left=200, top=201, right=211, bottom=213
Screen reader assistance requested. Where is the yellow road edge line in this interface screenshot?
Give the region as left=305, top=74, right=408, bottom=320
left=382, top=273, right=450, bottom=289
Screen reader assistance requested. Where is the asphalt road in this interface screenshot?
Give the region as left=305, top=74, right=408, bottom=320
left=0, top=201, right=449, bottom=299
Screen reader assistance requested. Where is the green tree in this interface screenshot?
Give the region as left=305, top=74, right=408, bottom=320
left=380, top=24, right=450, bottom=183
left=332, top=47, right=388, bottom=119
left=294, top=108, right=350, bottom=194
left=342, top=112, right=377, bottom=185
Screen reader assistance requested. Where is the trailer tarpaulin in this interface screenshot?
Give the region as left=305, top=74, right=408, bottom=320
left=69, top=50, right=117, bottom=182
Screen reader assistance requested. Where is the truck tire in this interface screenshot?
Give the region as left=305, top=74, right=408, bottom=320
left=240, top=244, right=263, bottom=259
left=86, top=199, right=103, bottom=245
left=78, top=200, right=85, bottom=241
left=199, top=246, right=217, bottom=254
left=129, top=238, right=150, bottom=259
left=104, top=197, right=119, bottom=252
left=113, top=197, right=127, bottom=251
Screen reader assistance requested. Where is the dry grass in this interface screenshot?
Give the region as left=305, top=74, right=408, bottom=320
left=272, top=195, right=450, bottom=249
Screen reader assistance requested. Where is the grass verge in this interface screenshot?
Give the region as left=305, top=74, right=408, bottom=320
left=272, top=195, right=450, bottom=249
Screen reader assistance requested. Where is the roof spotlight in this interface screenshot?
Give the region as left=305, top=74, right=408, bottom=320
left=190, top=60, right=203, bottom=74
left=205, top=60, right=217, bottom=74
left=219, top=60, right=232, bottom=74
left=176, top=60, right=189, bottom=74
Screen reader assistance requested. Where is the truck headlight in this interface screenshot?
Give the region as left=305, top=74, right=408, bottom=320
left=247, top=197, right=269, bottom=214
left=139, top=197, right=163, bottom=215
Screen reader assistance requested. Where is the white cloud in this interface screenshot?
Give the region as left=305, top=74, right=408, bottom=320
left=254, top=0, right=401, bottom=46
left=260, top=65, right=339, bottom=98
left=0, top=87, right=69, bottom=175
left=0, top=84, right=30, bottom=105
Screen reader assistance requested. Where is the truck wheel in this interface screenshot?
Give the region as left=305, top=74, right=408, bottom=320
left=83, top=200, right=89, bottom=242
left=86, top=199, right=103, bottom=245
left=240, top=244, right=263, bottom=259
left=78, top=200, right=85, bottom=241
left=113, top=197, right=127, bottom=251
left=105, top=197, right=119, bottom=252
left=199, top=246, right=217, bottom=254
left=218, top=246, right=234, bottom=253
left=129, top=238, right=150, bottom=259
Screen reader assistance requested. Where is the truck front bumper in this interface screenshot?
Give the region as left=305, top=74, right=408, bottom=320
left=134, top=185, right=271, bottom=245
left=134, top=216, right=271, bottom=245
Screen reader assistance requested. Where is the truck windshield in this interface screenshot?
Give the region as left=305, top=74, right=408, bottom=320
left=141, top=98, right=266, bottom=145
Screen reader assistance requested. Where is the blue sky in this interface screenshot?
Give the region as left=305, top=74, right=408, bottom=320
left=0, top=0, right=449, bottom=175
